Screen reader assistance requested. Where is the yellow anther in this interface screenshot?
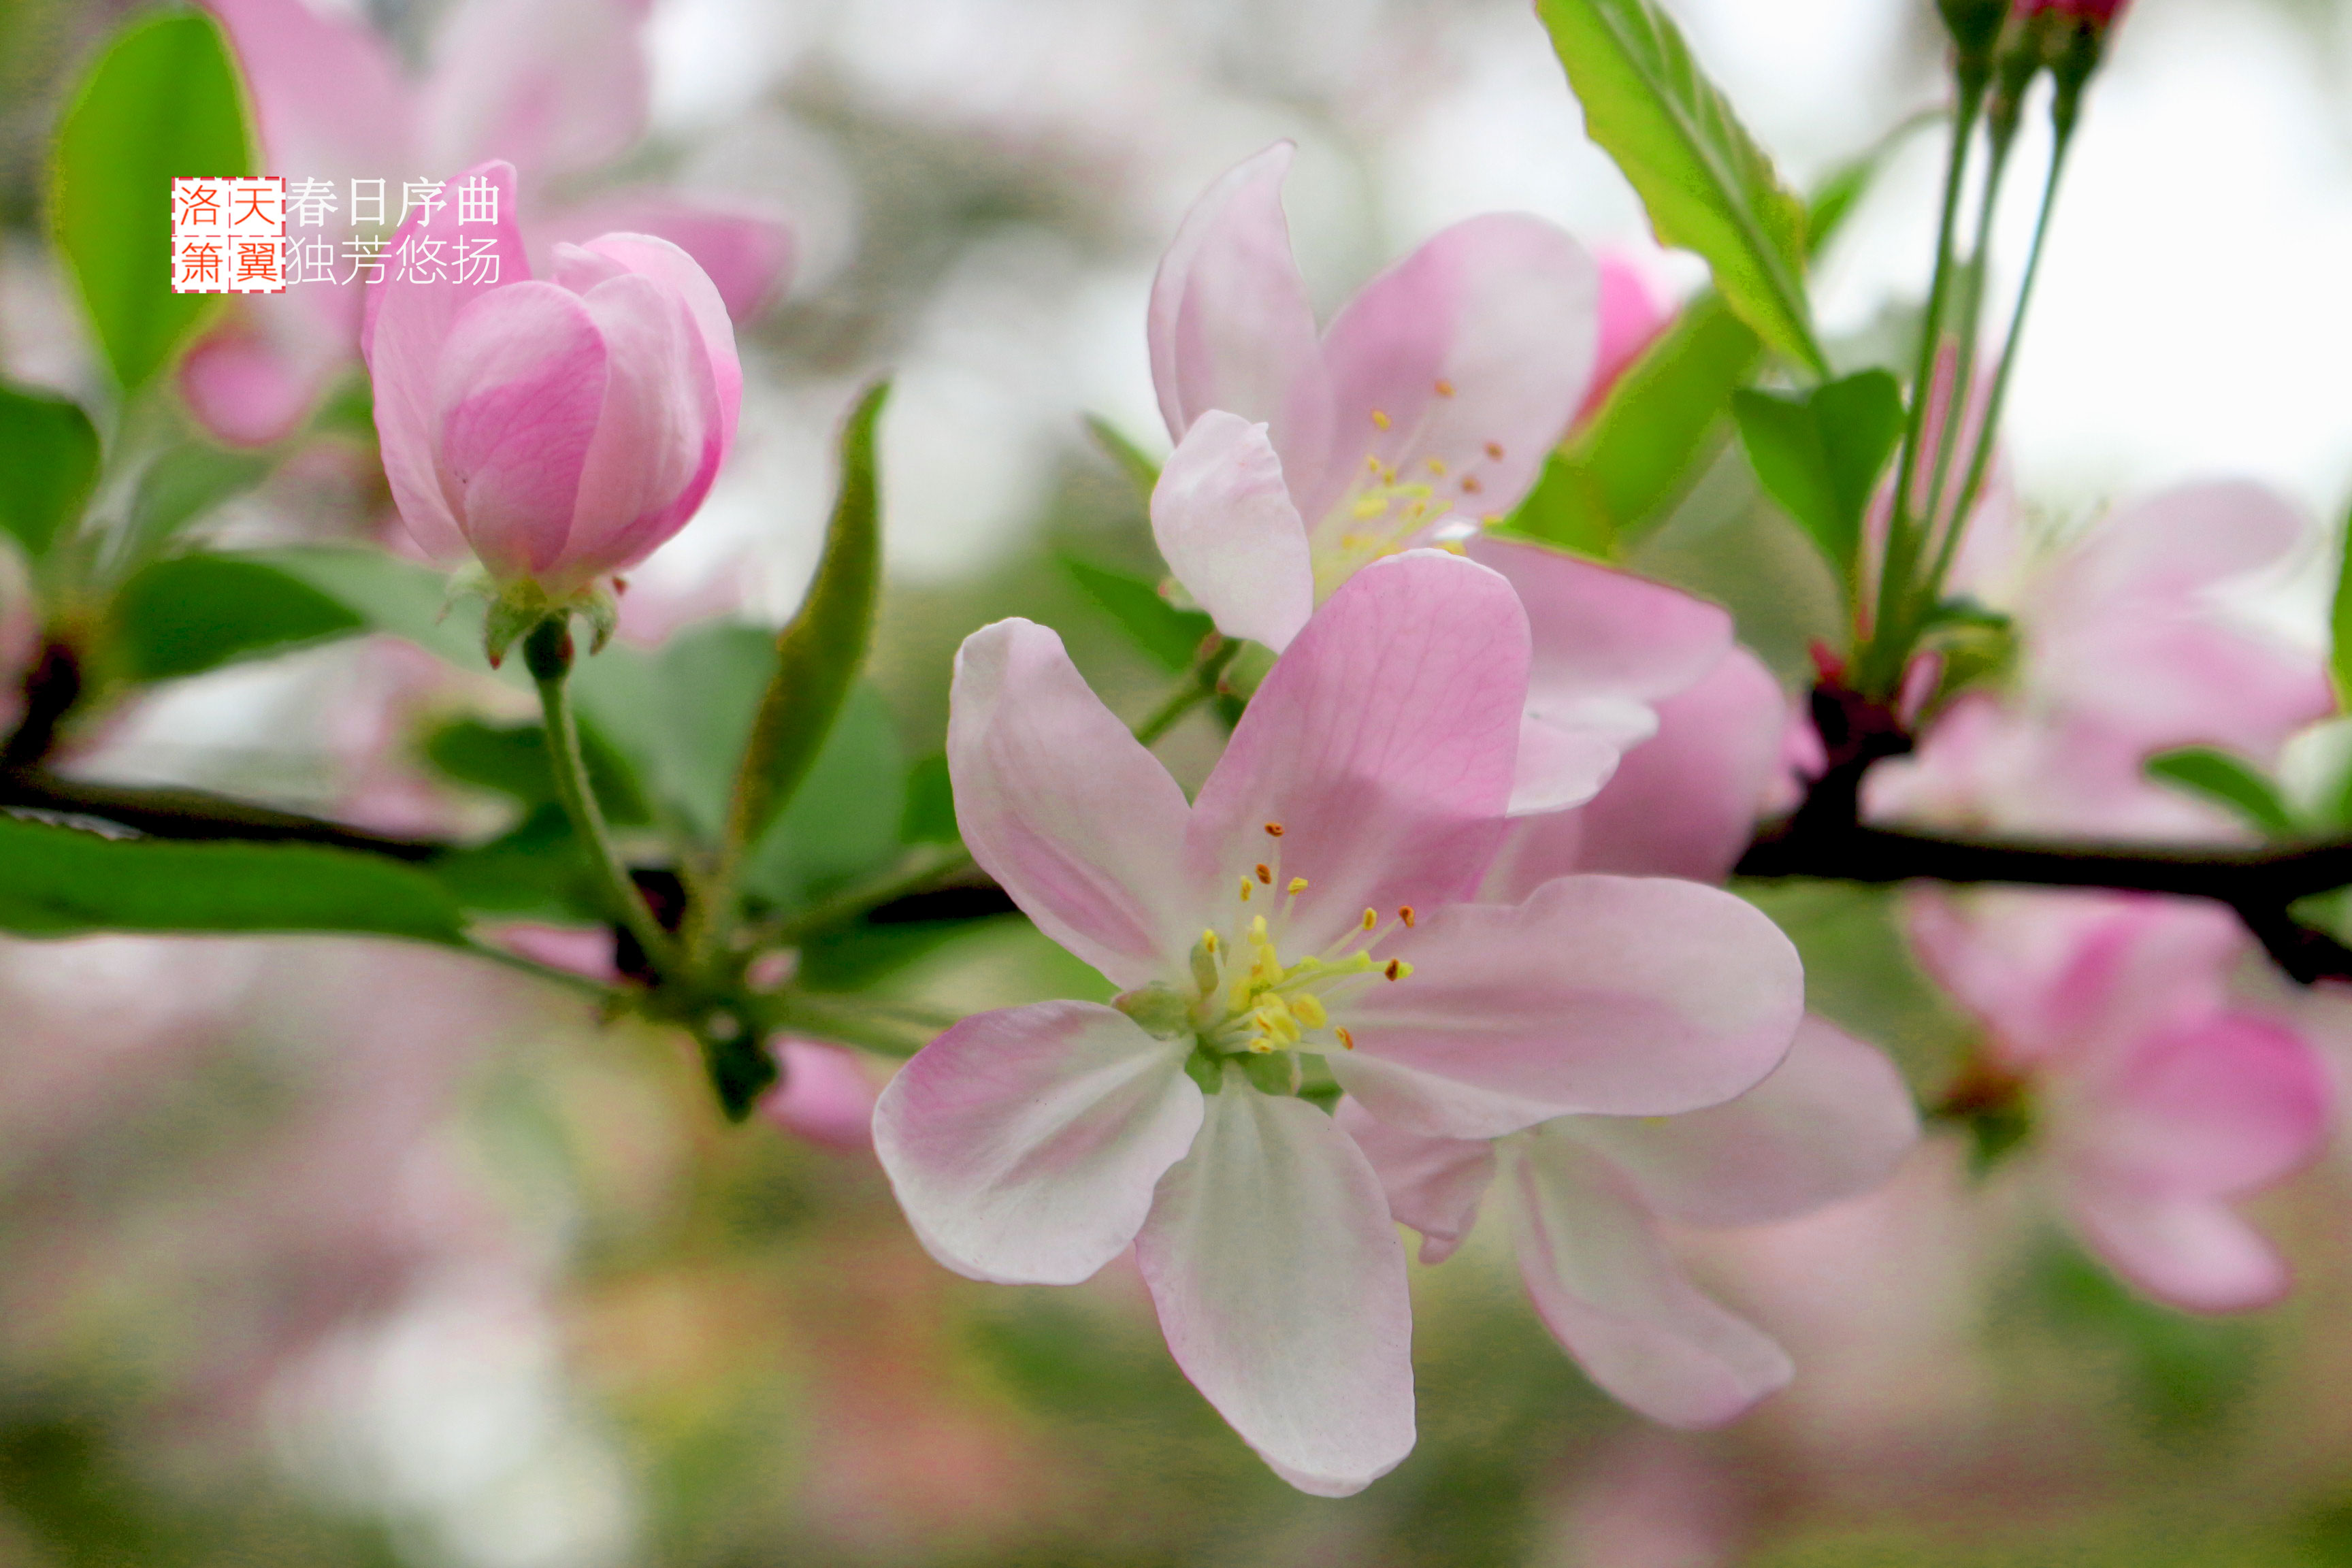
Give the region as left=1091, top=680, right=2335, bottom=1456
left=1250, top=915, right=1269, bottom=942
left=1255, top=863, right=1273, bottom=885
left=1337, top=1026, right=1356, bottom=1050
left=1287, top=877, right=1309, bottom=896
left=1292, top=993, right=1328, bottom=1028
left=1384, top=959, right=1414, bottom=981
left=1362, top=907, right=1378, bottom=931
left=1353, top=495, right=1390, bottom=520
left=1439, top=538, right=1466, bottom=556
left=1434, top=378, right=1456, bottom=397
left=1405, top=502, right=1427, bottom=523
left=1461, top=475, right=1484, bottom=495
left=1239, top=877, right=1253, bottom=901
left=1484, top=440, right=1505, bottom=461
left=1371, top=409, right=1392, bottom=430
left=1201, top=929, right=1219, bottom=953
left=1379, top=464, right=1397, bottom=485
left=1248, top=1038, right=1275, bottom=1054
left=1264, top=821, right=1285, bottom=838
left=1366, top=453, right=1384, bottom=472
left=1426, top=457, right=1448, bottom=476
left=1399, top=906, right=1416, bottom=928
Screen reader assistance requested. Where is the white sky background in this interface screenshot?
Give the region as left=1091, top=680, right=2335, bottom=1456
left=638, top=0, right=2352, bottom=600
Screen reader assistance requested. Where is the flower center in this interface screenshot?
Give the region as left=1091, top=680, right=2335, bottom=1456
left=1308, top=398, right=1513, bottom=597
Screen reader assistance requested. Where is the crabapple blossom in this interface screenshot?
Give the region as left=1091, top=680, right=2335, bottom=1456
left=190, top=0, right=792, bottom=444
left=873, top=549, right=1803, bottom=1494
left=363, top=161, right=742, bottom=604
left=1145, top=142, right=1599, bottom=653
left=1343, top=1016, right=1916, bottom=1426
left=1911, top=892, right=2329, bottom=1311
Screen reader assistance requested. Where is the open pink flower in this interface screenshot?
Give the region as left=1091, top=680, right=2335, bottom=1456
left=363, top=161, right=741, bottom=597
left=191, top=0, right=791, bottom=445
left=1343, top=1017, right=1915, bottom=1426
left=1145, top=143, right=1599, bottom=655
left=1912, top=891, right=2330, bottom=1311
left=873, top=549, right=1802, bottom=1494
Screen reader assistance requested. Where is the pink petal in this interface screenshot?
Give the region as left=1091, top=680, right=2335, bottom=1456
left=420, top=0, right=649, bottom=183
left=871, top=1001, right=1203, bottom=1285
left=1134, top=1083, right=1416, bottom=1496
left=203, top=0, right=414, bottom=182
left=1465, top=537, right=1734, bottom=817
left=1147, top=143, right=1328, bottom=471
left=1313, top=214, right=1597, bottom=532
left=429, top=280, right=608, bottom=583
left=1149, top=410, right=1316, bottom=651
left=760, top=1039, right=880, bottom=1153
left=558, top=231, right=742, bottom=450
left=487, top=921, right=617, bottom=979
left=1490, top=647, right=1791, bottom=898
left=1577, top=250, right=1676, bottom=424
left=2068, top=1011, right=2331, bottom=1199
left=948, top=619, right=1201, bottom=990
left=1571, top=1016, right=1919, bottom=1228
left=551, top=269, right=726, bottom=592
left=1335, top=875, right=1802, bottom=1139
left=1505, top=1132, right=1793, bottom=1426
left=2067, top=1189, right=2291, bottom=1314
left=1335, top=1098, right=1496, bottom=1264
left=363, top=159, right=531, bottom=564
left=1507, top=714, right=1626, bottom=817
left=544, top=191, right=796, bottom=321
left=1188, top=550, right=1526, bottom=956
left=179, top=316, right=332, bottom=448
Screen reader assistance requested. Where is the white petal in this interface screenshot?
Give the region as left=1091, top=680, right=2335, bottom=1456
left=1150, top=410, right=1316, bottom=651
left=1135, top=1084, right=1416, bottom=1495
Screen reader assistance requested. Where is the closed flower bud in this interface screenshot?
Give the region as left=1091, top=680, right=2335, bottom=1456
left=363, top=159, right=742, bottom=606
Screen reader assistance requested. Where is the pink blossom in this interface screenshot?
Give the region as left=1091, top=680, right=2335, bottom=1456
left=1145, top=143, right=1600, bottom=655
left=1912, top=891, right=2330, bottom=1311
left=363, top=161, right=741, bottom=596
left=872, top=549, right=1802, bottom=1493
left=1578, top=251, right=1676, bottom=427
left=1343, top=1017, right=1916, bottom=1426
left=760, top=1039, right=883, bottom=1153
left=190, top=0, right=792, bottom=445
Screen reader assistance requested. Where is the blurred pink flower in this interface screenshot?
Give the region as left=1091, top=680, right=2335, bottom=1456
left=1145, top=142, right=1599, bottom=653
left=363, top=161, right=742, bottom=596
left=873, top=549, right=1801, bottom=1494
left=1345, top=1017, right=1915, bottom=1428
left=191, top=0, right=793, bottom=446
left=1912, top=890, right=2330, bottom=1311
left=760, top=1039, right=883, bottom=1152
left=1577, top=251, right=1676, bottom=427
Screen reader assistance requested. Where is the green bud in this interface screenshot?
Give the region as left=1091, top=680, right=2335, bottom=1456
left=1115, top=983, right=1193, bottom=1039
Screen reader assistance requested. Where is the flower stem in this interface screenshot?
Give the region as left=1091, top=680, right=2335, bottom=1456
left=1135, top=636, right=1237, bottom=747
left=1861, top=69, right=1987, bottom=696
left=525, top=615, right=681, bottom=978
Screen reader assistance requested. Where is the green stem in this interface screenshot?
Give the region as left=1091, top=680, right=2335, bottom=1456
left=459, top=936, right=619, bottom=1002
left=1915, top=118, right=2019, bottom=569
left=1862, top=71, right=1987, bottom=696
left=1134, top=636, right=1237, bottom=747
left=1916, top=122, right=2076, bottom=621
left=768, top=843, right=980, bottom=945
left=525, top=616, right=681, bottom=977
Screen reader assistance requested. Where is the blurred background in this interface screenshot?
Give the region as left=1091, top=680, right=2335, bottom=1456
left=7, top=0, right=2352, bottom=1563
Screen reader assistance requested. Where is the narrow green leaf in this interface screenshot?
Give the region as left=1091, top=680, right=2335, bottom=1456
left=0, top=382, right=99, bottom=559
left=0, top=816, right=466, bottom=941
left=1060, top=553, right=1213, bottom=672
left=1083, top=414, right=1162, bottom=504
left=900, top=753, right=960, bottom=846
left=123, top=442, right=269, bottom=562
left=248, top=544, right=491, bottom=671
left=1507, top=295, right=1760, bottom=557
left=110, top=552, right=365, bottom=681
left=2146, top=747, right=2296, bottom=839
left=1535, top=0, right=1823, bottom=376
left=1731, top=369, right=1902, bottom=581
left=51, top=8, right=253, bottom=391
left=726, top=380, right=888, bottom=853
left=740, top=683, right=907, bottom=914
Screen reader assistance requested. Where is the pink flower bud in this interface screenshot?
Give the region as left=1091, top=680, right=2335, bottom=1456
left=363, top=160, right=742, bottom=598
left=2014, top=0, right=2127, bottom=24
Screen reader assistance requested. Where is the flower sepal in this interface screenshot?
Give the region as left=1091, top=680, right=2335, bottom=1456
left=476, top=574, right=621, bottom=669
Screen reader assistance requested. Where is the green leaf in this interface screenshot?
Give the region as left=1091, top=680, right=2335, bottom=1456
left=2332, top=500, right=2352, bottom=711
left=247, top=544, right=491, bottom=671
left=0, top=816, right=466, bottom=942
left=725, top=380, right=887, bottom=855
left=122, top=441, right=269, bottom=563
left=1505, top=295, right=1760, bottom=556
left=901, top=753, right=960, bottom=846
left=1535, top=0, right=1823, bottom=376
left=422, top=717, right=649, bottom=826
left=1731, top=370, right=1902, bottom=581
left=110, top=551, right=365, bottom=681
left=50, top=8, right=253, bottom=392
left=1060, top=553, right=1213, bottom=672
left=740, top=683, right=907, bottom=913
left=0, top=382, right=99, bottom=559
left=2146, top=747, right=2296, bottom=839
left=1083, top=413, right=1162, bottom=503
left=427, top=805, right=602, bottom=924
